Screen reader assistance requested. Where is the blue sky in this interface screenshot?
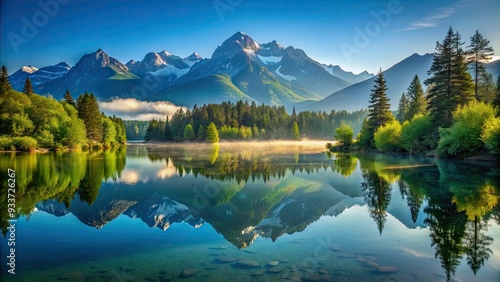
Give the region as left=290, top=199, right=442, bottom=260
left=1, top=0, right=499, bottom=74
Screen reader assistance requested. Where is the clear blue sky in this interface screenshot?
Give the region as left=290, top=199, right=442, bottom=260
left=1, top=0, right=499, bottom=74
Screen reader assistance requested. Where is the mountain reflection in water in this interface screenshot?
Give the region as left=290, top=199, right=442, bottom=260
left=1, top=143, right=499, bottom=281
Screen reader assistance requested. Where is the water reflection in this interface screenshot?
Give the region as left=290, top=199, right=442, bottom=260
left=1, top=145, right=499, bottom=280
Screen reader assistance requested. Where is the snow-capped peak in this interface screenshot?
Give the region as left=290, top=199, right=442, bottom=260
left=160, top=50, right=172, bottom=57
left=21, top=65, right=38, bottom=74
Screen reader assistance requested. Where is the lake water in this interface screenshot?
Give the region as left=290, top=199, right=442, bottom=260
left=1, top=142, right=499, bottom=281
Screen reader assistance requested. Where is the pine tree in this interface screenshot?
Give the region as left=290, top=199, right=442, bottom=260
left=183, top=124, right=195, bottom=140
left=197, top=125, right=206, bottom=140
left=467, top=30, right=494, bottom=100
left=63, top=90, right=76, bottom=107
left=396, top=93, right=409, bottom=123
left=163, top=117, right=172, bottom=141
left=291, top=121, right=300, bottom=140
left=406, top=75, right=427, bottom=120
left=367, top=69, right=393, bottom=145
left=0, top=65, right=12, bottom=94
left=23, top=78, right=34, bottom=95
left=425, top=27, right=474, bottom=132
left=452, top=31, right=475, bottom=105
left=206, top=122, right=219, bottom=143
left=477, top=72, right=496, bottom=103
left=77, top=93, right=103, bottom=143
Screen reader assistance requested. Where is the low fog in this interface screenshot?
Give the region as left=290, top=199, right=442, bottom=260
left=142, top=140, right=331, bottom=155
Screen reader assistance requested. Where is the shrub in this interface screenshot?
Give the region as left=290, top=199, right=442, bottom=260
left=35, top=129, right=55, bottom=149
left=11, top=136, right=37, bottom=151
left=481, top=117, right=500, bottom=155
left=374, top=120, right=402, bottom=152
left=0, top=135, right=13, bottom=150
left=400, top=114, right=433, bottom=154
left=334, top=123, right=354, bottom=146
left=437, top=101, right=496, bottom=157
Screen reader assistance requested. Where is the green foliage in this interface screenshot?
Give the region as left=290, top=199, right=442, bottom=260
left=206, top=122, right=219, bottom=143
left=124, top=120, right=149, bottom=140
left=396, top=93, right=409, bottom=123
left=63, top=90, right=76, bottom=108
left=477, top=72, right=496, bottom=103
left=144, top=119, right=165, bottom=141
left=77, top=93, right=103, bottom=143
left=400, top=114, right=433, bottom=154
left=481, top=117, right=500, bottom=154
left=220, top=125, right=239, bottom=139
left=102, top=117, right=117, bottom=148
left=334, top=122, right=353, bottom=146
left=183, top=124, right=195, bottom=140
left=367, top=70, right=394, bottom=146
left=146, top=101, right=367, bottom=142
left=374, top=120, right=402, bottom=152
left=23, top=78, right=34, bottom=95
left=0, top=65, right=12, bottom=94
left=238, top=126, right=252, bottom=139
left=437, top=101, right=496, bottom=157
left=35, top=130, right=55, bottom=148
left=197, top=125, right=206, bottom=141
left=357, top=118, right=372, bottom=148
left=291, top=121, right=300, bottom=140
left=11, top=136, right=38, bottom=151
left=467, top=30, right=494, bottom=101
left=406, top=75, right=427, bottom=121
left=425, top=27, right=474, bottom=132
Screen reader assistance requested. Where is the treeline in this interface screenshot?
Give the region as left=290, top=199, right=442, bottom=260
left=145, top=100, right=367, bottom=142
left=124, top=120, right=149, bottom=140
left=0, top=67, right=126, bottom=151
left=337, top=28, right=500, bottom=159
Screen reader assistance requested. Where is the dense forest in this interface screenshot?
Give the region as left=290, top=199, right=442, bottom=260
left=144, top=101, right=367, bottom=142
left=124, top=120, right=149, bottom=140
left=339, top=28, right=500, bottom=159
left=0, top=68, right=126, bottom=151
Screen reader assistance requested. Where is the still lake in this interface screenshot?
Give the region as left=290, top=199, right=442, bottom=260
left=1, top=142, right=499, bottom=281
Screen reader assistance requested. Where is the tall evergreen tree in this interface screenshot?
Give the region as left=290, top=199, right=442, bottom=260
left=467, top=30, right=494, bottom=100
left=291, top=121, right=300, bottom=140
left=406, top=75, right=427, bottom=120
left=183, top=124, right=195, bottom=140
left=396, top=93, right=409, bottom=123
left=77, top=93, right=103, bottom=143
left=64, top=90, right=76, bottom=107
left=23, top=78, right=34, bottom=95
left=0, top=65, right=12, bottom=94
left=367, top=69, right=393, bottom=145
left=425, top=27, right=474, bottom=132
left=163, top=117, right=173, bottom=141
left=206, top=122, right=219, bottom=143
left=197, top=124, right=206, bottom=141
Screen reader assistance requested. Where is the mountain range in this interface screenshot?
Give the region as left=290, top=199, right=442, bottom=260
left=8, top=31, right=500, bottom=112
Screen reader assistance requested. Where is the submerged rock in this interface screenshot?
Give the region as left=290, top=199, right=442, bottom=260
left=378, top=266, right=398, bottom=273
left=267, top=266, right=285, bottom=274
left=249, top=269, right=266, bottom=276
left=180, top=269, right=198, bottom=278
left=235, top=259, right=260, bottom=268
left=267, top=260, right=280, bottom=266
left=301, top=273, right=331, bottom=281
left=214, top=256, right=237, bottom=263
